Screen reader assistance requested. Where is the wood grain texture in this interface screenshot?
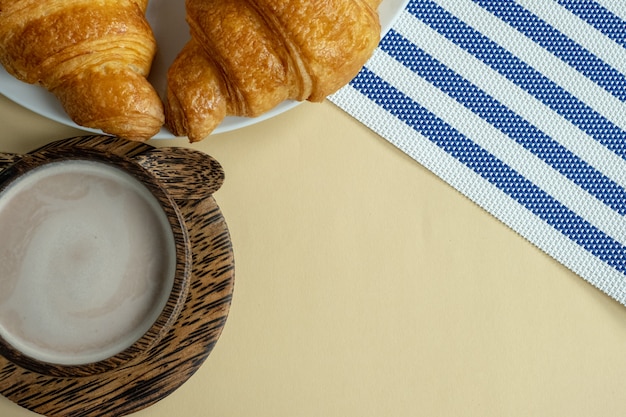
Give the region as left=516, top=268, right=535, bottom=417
left=0, top=152, right=20, bottom=171
left=135, top=147, right=225, bottom=199
left=0, top=135, right=235, bottom=416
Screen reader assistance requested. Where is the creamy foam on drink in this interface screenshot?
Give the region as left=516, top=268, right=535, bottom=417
left=0, top=160, right=176, bottom=365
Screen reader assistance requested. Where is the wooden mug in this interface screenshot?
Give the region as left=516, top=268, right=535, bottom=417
left=0, top=135, right=234, bottom=417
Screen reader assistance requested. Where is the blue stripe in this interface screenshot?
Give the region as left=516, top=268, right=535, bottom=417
left=379, top=30, right=626, bottom=215
left=557, top=0, right=626, bottom=48
left=350, top=67, right=626, bottom=273
left=405, top=0, right=626, bottom=160
left=475, top=0, right=626, bottom=102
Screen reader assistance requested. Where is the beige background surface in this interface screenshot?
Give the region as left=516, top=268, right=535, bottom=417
left=1, top=93, right=626, bottom=416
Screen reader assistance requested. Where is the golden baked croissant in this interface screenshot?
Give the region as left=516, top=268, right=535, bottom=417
left=166, top=0, right=382, bottom=142
left=0, top=0, right=163, bottom=141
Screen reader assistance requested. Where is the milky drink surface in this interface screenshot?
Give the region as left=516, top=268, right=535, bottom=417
left=0, top=160, right=176, bottom=365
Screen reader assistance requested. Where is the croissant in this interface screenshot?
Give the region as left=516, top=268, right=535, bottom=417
left=166, top=0, right=382, bottom=142
left=0, top=0, right=163, bottom=141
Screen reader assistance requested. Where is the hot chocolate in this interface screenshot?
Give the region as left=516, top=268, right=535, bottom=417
left=0, top=160, right=176, bottom=365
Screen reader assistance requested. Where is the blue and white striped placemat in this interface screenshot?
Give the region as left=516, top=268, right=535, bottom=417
left=330, top=0, right=626, bottom=304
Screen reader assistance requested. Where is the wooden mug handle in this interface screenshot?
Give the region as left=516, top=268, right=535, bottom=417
left=134, top=147, right=225, bottom=201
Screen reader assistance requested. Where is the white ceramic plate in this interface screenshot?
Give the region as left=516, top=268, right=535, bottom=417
left=0, top=0, right=408, bottom=139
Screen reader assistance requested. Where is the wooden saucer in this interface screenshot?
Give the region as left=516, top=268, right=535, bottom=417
left=0, top=136, right=235, bottom=417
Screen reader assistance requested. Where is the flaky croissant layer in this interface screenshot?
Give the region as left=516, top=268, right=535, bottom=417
left=166, top=0, right=382, bottom=142
left=0, top=0, right=163, bottom=141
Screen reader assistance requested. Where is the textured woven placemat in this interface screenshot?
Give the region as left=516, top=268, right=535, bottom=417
left=331, top=0, right=626, bottom=304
